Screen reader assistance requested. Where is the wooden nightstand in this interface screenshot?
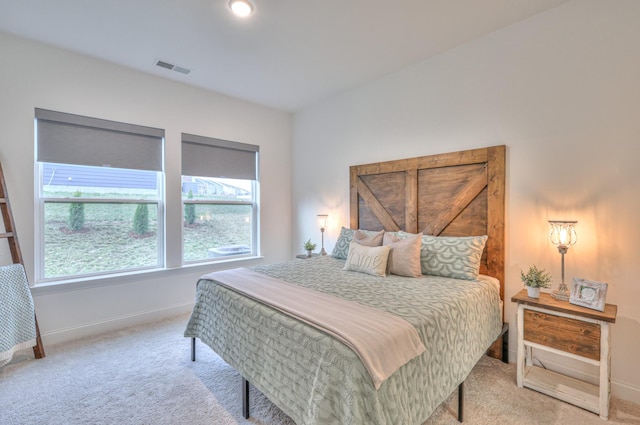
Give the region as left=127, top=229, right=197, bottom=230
left=511, top=289, right=617, bottom=419
left=295, top=253, right=321, bottom=259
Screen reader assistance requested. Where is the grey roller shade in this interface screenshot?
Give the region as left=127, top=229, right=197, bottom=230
left=181, top=133, right=258, bottom=180
left=36, top=108, right=164, bottom=171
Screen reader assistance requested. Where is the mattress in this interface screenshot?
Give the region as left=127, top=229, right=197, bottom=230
left=184, top=256, right=502, bottom=425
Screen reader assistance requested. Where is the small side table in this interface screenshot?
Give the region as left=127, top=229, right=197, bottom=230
left=512, top=289, right=617, bottom=419
left=295, top=253, right=320, bottom=259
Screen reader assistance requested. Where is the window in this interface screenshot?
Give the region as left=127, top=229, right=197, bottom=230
left=35, top=109, right=164, bottom=282
left=181, top=133, right=259, bottom=263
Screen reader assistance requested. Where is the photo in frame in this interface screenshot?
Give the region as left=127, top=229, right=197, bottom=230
left=570, top=277, right=608, bottom=311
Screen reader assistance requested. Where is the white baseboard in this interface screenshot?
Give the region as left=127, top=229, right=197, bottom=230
left=508, top=348, right=640, bottom=404
left=41, top=302, right=194, bottom=347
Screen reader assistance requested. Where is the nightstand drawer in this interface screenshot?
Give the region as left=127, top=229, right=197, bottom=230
left=523, top=310, right=601, bottom=360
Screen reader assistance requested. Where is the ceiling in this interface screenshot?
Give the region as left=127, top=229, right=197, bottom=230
left=0, top=0, right=569, bottom=112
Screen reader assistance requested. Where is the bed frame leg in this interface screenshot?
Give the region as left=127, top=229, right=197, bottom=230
left=191, top=337, right=196, bottom=361
left=502, top=324, right=509, bottom=363
left=242, top=377, right=250, bottom=419
left=458, top=382, right=464, bottom=422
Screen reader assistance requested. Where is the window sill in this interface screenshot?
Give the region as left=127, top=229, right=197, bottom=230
left=31, top=256, right=264, bottom=296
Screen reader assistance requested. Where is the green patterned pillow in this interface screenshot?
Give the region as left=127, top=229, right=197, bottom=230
left=331, top=227, right=355, bottom=259
left=331, top=227, right=382, bottom=259
left=417, top=234, right=488, bottom=280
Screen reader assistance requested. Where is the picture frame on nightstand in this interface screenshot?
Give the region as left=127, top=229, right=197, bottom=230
left=570, top=277, right=608, bottom=312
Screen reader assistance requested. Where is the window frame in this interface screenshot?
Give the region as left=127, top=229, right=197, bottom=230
left=34, top=163, right=166, bottom=283
left=181, top=183, right=259, bottom=264
left=180, top=133, right=260, bottom=265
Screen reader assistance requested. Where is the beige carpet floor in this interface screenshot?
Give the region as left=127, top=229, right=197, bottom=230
left=1, top=314, right=638, bottom=425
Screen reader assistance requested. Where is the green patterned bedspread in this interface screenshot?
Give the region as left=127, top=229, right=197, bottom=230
left=184, top=256, right=502, bottom=425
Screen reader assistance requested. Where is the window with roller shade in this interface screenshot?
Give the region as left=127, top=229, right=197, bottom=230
left=34, top=108, right=164, bottom=282
left=181, top=133, right=259, bottom=263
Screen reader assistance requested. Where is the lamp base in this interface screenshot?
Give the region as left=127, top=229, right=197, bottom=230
left=320, top=248, right=327, bottom=256
left=551, top=289, right=570, bottom=301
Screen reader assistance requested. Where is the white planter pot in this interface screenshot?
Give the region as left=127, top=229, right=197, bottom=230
left=527, top=287, right=541, bottom=298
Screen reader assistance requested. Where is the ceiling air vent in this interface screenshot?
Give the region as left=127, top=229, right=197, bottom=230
left=173, top=66, right=191, bottom=75
left=154, top=59, right=191, bottom=75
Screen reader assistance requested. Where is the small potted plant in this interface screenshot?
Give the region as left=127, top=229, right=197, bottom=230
left=303, top=239, right=317, bottom=257
left=520, top=265, right=552, bottom=298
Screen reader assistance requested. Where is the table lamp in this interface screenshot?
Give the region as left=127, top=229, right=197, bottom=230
left=548, top=220, right=578, bottom=301
left=317, top=214, right=328, bottom=256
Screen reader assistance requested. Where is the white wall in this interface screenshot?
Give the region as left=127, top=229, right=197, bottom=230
left=0, top=32, right=293, bottom=344
left=292, top=0, right=640, bottom=402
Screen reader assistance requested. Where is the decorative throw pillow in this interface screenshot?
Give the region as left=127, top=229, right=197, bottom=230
left=331, top=227, right=383, bottom=259
left=383, top=232, right=423, bottom=278
left=353, top=229, right=384, bottom=247
left=343, top=241, right=390, bottom=277
left=331, top=227, right=355, bottom=259
left=418, top=234, right=488, bottom=280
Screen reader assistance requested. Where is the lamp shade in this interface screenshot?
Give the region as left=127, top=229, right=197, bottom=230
left=317, top=214, right=328, bottom=230
left=549, top=220, right=578, bottom=247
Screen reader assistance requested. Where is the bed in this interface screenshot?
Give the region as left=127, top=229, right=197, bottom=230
left=185, top=145, right=506, bottom=424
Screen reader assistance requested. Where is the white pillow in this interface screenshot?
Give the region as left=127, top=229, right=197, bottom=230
left=343, top=241, right=390, bottom=277
left=383, top=232, right=423, bottom=278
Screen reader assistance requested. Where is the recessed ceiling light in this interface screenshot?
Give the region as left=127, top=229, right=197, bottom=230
left=229, top=0, right=253, bottom=18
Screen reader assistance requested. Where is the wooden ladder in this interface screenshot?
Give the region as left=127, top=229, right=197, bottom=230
left=0, top=162, right=45, bottom=359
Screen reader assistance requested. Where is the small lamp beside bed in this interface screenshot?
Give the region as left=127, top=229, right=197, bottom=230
left=548, top=220, right=578, bottom=301
left=317, top=214, right=328, bottom=256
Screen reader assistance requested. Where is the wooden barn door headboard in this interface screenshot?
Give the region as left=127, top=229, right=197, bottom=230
left=349, top=145, right=506, bottom=300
